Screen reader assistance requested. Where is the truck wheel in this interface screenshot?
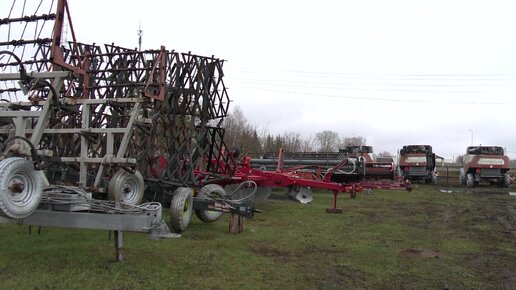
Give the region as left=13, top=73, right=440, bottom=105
left=194, top=184, right=227, bottom=223
left=459, top=168, right=466, bottom=185
left=170, top=187, right=193, bottom=233
left=0, top=157, right=43, bottom=219
left=466, top=173, right=475, bottom=188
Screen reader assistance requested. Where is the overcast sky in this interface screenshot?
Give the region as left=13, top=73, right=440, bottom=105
left=5, top=0, right=516, bottom=159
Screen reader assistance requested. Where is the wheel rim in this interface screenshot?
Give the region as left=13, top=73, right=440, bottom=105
left=194, top=184, right=226, bottom=223
left=182, top=199, right=190, bottom=219
left=8, top=169, right=36, bottom=208
left=0, top=157, right=42, bottom=219
left=109, top=170, right=144, bottom=205
left=121, top=177, right=140, bottom=204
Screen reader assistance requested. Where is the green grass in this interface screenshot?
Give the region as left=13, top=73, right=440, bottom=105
left=1, top=185, right=515, bottom=289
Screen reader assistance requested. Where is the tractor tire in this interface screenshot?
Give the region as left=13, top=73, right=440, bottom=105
left=501, top=173, right=511, bottom=188
left=396, top=166, right=403, bottom=177
left=431, top=171, right=438, bottom=185
left=466, top=173, right=475, bottom=188
left=194, top=184, right=227, bottom=223
left=459, top=168, right=466, bottom=185
left=169, top=187, right=193, bottom=233
left=108, top=169, right=144, bottom=206
left=0, top=157, right=43, bottom=219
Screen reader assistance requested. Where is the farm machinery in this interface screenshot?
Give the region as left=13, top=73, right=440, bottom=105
left=398, top=145, right=438, bottom=184
left=251, top=146, right=410, bottom=192
left=459, top=146, right=511, bottom=188
left=0, top=0, right=261, bottom=251
left=337, top=145, right=396, bottom=181
left=0, top=0, right=364, bottom=259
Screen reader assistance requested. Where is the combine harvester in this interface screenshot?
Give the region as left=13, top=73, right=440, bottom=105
left=397, top=145, right=438, bottom=184
left=459, top=146, right=511, bottom=188
left=0, top=0, right=363, bottom=259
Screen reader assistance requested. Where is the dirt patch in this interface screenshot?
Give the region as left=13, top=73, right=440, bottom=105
left=399, top=248, right=442, bottom=259
left=303, top=245, right=342, bottom=255
left=252, top=246, right=298, bottom=262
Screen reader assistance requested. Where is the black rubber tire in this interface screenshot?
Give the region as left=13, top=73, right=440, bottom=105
left=194, top=184, right=227, bottom=223
left=108, top=169, right=144, bottom=205
left=397, top=167, right=408, bottom=181
left=0, top=157, right=43, bottom=219
left=431, top=171, right=438, bottom=185
left=459, top=168, right=466, bottom=185
left=466, top=173, right=475, bottom=188
left=502, top=173, right=511, bottom=188
left=169, top=187, right=193, bottom=233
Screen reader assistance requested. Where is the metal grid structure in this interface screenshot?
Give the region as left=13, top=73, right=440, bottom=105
left=0, top=0, right=246, bottom=259
left=0, top=0, right=236, bottom=198
left=0, top=2, right=372, bottom=251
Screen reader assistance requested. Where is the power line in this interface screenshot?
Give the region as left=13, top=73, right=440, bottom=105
left=228, top=66, right=516, bottom=79
left=232, top=84, right=516, bottom=105
left=232, top=77, right=516, bottom=91
left=231, top=80, right=516, bottom=94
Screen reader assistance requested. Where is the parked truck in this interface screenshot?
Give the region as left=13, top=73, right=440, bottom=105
left=459, top=146, right=511, bottom=188
left=398, top=145, right=437, bottom=184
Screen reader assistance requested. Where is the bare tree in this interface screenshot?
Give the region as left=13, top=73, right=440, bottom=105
left=455, top=155, right=464, bottom=165
left=282, top=131, right=302, bottom=152
left=341, top=136, right=367, bottom=147
left=223, top=106, right=262, bottom=154
left=315, top=130, right=340, bottom=152
left=300, top=135, right=316, bottom=152
left=377, top=151, right=393, bottom=158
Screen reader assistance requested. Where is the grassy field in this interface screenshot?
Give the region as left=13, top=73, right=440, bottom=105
left=0, top=185, right=515, bottom=289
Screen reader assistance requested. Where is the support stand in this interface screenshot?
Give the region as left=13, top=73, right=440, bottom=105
left=114, top=230, right=123, bottom=261
left=326, top=190, right=343, bottom=214
left=229, top=213, right=244, bottom=233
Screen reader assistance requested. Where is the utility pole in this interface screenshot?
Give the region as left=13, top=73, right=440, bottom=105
left=468, top=129, right=473, bottom=145
left=137, top=23, right=143, bottom=51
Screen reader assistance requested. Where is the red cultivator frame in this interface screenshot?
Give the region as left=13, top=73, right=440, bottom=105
left=247, top=147, right=412, bottom=195
left=197, top=155, right=363, bottom=209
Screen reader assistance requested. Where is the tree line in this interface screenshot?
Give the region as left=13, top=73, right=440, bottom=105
left=222, top=106, right=370, bottom=155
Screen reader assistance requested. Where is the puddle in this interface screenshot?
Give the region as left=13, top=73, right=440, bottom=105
left=438, top=188, right=465, bottom=194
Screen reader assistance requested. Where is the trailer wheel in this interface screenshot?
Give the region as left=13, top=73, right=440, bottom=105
left=466, top=173, right=475, bottom=188
left=459, top=168, right=466, bottom=185
left=194, top=184, right=227, bottom=223
left=170, top=187, right=193, bottom=232
left=108, top=169, right=144, bottom=206
left=0, top=157, right=43, bottom=219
